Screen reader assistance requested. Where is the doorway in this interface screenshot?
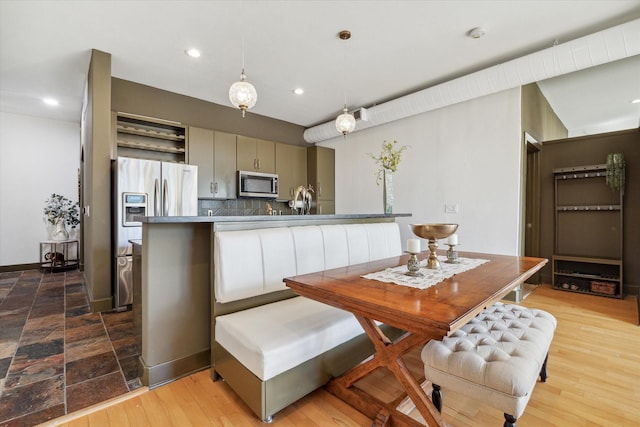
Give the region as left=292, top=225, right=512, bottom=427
left=524, top=137, right=542, bottom=283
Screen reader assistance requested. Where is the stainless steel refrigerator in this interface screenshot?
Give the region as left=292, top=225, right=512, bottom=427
left=113, top=156, right=198, bottom=309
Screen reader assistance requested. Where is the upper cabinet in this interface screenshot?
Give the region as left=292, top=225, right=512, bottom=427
left=237, top=136, right=275, bottom=173
left=275, top=143, right=307, bottom=200
left=213, top=132, right=238, bottom=199
left=189, top=126, right=237, bottom=199
left=188, top=127, right=214, bottom=197
left=307, top=146, right=335, bottom=213
left=113, top=113, right=187, bottom=163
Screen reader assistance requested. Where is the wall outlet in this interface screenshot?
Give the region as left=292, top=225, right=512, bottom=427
left=207, top=209, right=213, bottom=216
left=444, top=204, right=459, bottom=214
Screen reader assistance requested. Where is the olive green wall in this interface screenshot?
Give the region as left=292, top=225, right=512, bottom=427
left=519, top=83, right=567, bottom=265
left=521, top=83, right=567, bottom=142
left=540, top=129, right=640, bottom=296
left=111, top=78, right=306, bottom=147
left=82, top=65, right=307, bottom=312
left=83, top=49, right=113, bottom=312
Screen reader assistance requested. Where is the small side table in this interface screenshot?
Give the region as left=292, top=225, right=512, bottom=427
left=40, top=239, right=79, bottom=272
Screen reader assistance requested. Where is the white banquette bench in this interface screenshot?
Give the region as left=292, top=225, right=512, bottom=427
left=211, top=222, right=404, bottom=422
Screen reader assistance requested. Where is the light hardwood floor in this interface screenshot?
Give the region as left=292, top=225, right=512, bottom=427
left=41, top=285, right=639, bottom=427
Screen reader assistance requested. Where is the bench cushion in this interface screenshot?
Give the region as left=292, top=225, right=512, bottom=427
left=214, top=222, right=402, bottom=303
left=215, top=296, right=370, bottom=381
left=421, top=303, right=556, bottom=417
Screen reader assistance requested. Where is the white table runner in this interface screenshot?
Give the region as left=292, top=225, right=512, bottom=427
left=362, top=256, right=490, bottom=290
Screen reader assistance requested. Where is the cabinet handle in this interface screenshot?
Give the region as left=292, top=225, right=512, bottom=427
left=257, top=159, right=261, bottom=170
left=318, top=183, right=322, bottom=197
left=210, top=182, right=214, bottom=194
left=214, top=182, right=218, bottom=194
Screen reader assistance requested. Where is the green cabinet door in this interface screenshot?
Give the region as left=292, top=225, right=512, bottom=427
left=188, top=126, right=215, bottom=198
left=237, top=136, right=275, bottom=173
left=276, top=143, right=307, bottom=200
left=213, top=132, right=237, bottom=199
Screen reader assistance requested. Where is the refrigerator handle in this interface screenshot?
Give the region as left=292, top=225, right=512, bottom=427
left=163, top=179, right=169, bottom=216
left=154, top=179, right=160, bottom=216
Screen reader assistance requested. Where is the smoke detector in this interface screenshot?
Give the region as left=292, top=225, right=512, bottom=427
left=468, top=27, right=486, bottom=39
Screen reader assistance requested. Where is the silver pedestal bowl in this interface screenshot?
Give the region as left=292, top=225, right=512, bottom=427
left=410, top=224, right=458, bottom=269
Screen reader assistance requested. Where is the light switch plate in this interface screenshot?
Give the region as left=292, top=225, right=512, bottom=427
left=445, top=204, right=459, bottom=214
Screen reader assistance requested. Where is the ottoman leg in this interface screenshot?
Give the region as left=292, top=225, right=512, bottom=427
left=503, top=413, right=517, bottom=427
left=431, top=384, right=443, bottom=412
left=539, top=352, right=549, bottom=382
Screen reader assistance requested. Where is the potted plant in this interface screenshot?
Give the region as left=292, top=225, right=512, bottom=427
left=605, top=153, right=625, bottom=192
left=44, top=193, right=80, bottom=240
left=369, top=140, right=408, bottom=214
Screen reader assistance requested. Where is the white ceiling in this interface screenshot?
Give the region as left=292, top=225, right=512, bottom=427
left=1, top=0, right=639, bottom=138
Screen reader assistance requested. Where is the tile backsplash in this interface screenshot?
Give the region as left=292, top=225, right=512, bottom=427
left=198, top=199, right=293, bottom=216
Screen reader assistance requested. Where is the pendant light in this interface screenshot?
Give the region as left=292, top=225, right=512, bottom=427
left=229, top=4, right=257, bottom=117
left=335, top=30, right=356, bottom=136
left=229, top=68, right=257, bottom=118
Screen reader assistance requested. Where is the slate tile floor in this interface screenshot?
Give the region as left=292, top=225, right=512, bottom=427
left=0, top=269, right=141, bottom=426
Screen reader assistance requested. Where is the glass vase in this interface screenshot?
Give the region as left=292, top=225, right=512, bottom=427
left=383, top=169, right=393, bottom=214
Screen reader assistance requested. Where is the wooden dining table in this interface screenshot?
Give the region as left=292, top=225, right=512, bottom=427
left=284, top=250, right=548, bottom=427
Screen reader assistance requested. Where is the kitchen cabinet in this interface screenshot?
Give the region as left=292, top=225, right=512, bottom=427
left=237, top=136, right=275, bottom=173
left=189, top=127, right=237, bottom=199
left=113, top=112, right=187, bottom=163
left=307, top=146, right=335, bottom=213
left=315, top=200, right=335, bottom=215
left=552, top=164, right=624, bottom=298
left=275, top=143, right=307, bottom=200
left=189, top=127, right=214, bottom=197
left=213, top=132, right=238, bottom=199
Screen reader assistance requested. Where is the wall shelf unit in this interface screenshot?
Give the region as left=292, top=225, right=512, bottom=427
left=552, top=164, right=624, bottom=298
left=114, top=113, right=187, bottom=163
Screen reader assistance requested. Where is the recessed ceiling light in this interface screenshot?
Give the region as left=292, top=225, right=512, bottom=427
left=185, top=48, right=201, bottom=58
left=631, top=98, right=640, bottom=104
left=293, top=88, right=304, bottom=95
left=467, top=27, right=486, bottom=39
left=43, top=97, right=59, bottom=106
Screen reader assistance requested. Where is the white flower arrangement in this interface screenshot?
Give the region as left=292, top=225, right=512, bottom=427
left=44, top=193, right=80, bottom=228
left=369, top=140, right=409, bottom=185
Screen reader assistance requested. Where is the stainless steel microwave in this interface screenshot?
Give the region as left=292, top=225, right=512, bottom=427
left=238, top=170, right=279, bottom=198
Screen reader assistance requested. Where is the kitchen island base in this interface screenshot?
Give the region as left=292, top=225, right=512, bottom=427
left=134, top=214, right=410, bottom=389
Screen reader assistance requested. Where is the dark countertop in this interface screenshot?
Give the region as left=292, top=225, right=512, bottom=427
left=138, top=213, right=411, bottom=224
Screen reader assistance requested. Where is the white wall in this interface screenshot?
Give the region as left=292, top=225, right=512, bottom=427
left=0, top=112, right=80, bottom=266
left=322, top=88, right=523, bottom=256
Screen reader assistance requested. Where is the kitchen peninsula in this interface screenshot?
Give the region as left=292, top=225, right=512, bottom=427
left=132, top=213, right=410, bottom=388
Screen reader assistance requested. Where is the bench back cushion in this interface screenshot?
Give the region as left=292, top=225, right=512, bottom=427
left=214, top=222, right=402, bottom=303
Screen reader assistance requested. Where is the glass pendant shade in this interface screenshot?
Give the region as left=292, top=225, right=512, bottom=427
left=335, top=107, right=356, bottom=135
left=229, top=72, right=257, bottom=117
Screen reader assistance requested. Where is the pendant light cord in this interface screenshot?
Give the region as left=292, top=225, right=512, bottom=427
left=241, top=0, right=246, bottom=76
left=241, top=33, right=246, bottom=77
left=342, top=36, right=348, bottom=108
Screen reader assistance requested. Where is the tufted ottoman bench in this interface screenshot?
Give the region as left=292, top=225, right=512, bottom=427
left=421, top=302, right=556, bottom=427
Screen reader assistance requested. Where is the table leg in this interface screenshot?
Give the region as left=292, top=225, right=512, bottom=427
left=325, top=315, right=446, bottom=426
